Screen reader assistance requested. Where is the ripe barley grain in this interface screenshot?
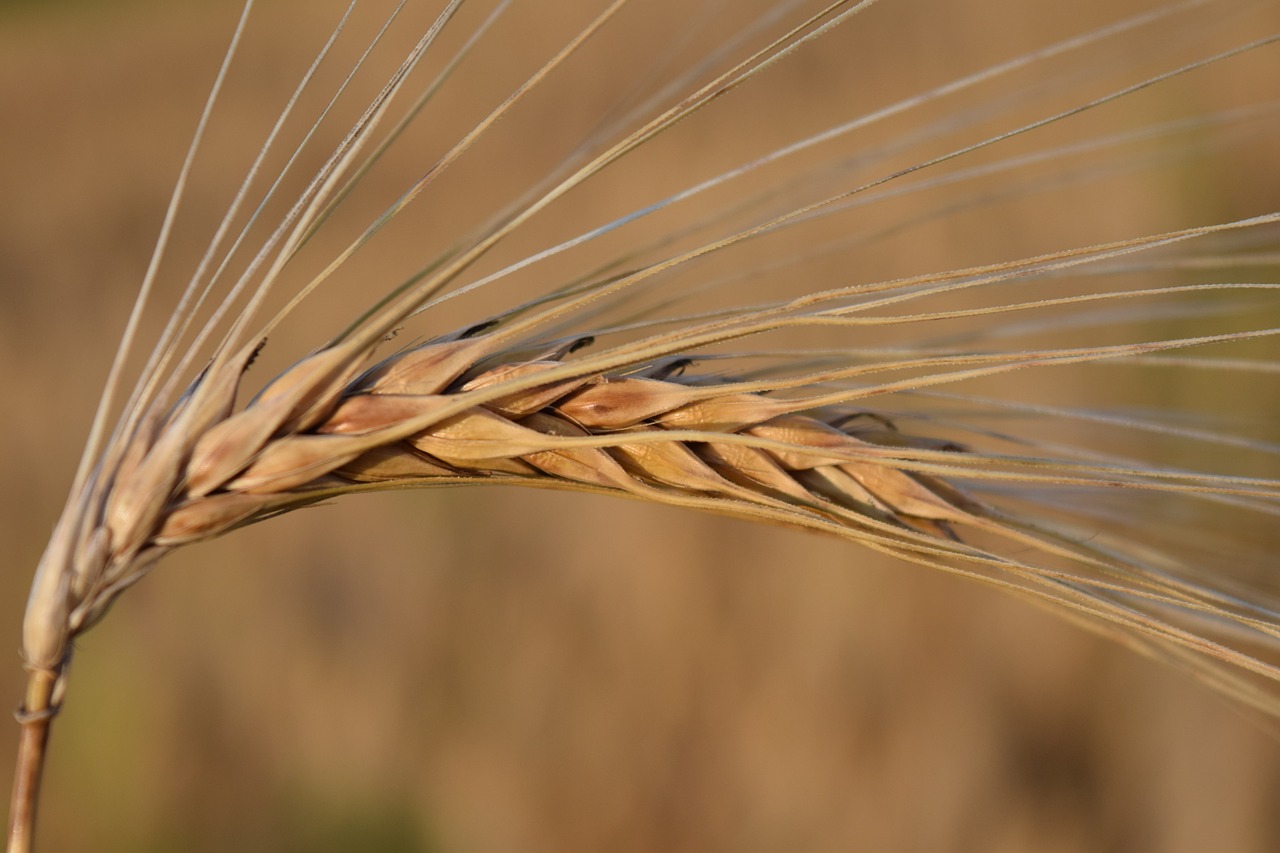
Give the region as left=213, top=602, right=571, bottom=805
left=7, top=0, right=1280, bottom=845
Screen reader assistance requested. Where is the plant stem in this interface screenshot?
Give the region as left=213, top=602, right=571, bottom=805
left=7, top=667, right=60, bottom=853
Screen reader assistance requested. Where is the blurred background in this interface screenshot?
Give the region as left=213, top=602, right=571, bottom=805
left=2, top=1, right=1280, bottom=850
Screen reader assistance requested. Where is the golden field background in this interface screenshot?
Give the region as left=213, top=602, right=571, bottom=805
left=2, top=1, right=1280, bottom=850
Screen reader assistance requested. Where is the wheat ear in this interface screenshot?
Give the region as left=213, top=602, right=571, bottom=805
left=9, top=0, right=1280, bottom=848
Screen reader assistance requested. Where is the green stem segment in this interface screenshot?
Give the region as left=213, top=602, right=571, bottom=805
left=7, top=667, right=60, bottom=853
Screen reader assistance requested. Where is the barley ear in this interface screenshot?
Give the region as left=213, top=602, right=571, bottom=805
left=9, top=1, right=1280, bottom=848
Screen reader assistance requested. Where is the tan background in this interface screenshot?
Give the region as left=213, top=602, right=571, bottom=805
left=2, top=1, right=1280, bottom=850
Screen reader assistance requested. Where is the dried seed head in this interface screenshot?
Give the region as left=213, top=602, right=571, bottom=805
left=18, top=0, right=1280, bottom=745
